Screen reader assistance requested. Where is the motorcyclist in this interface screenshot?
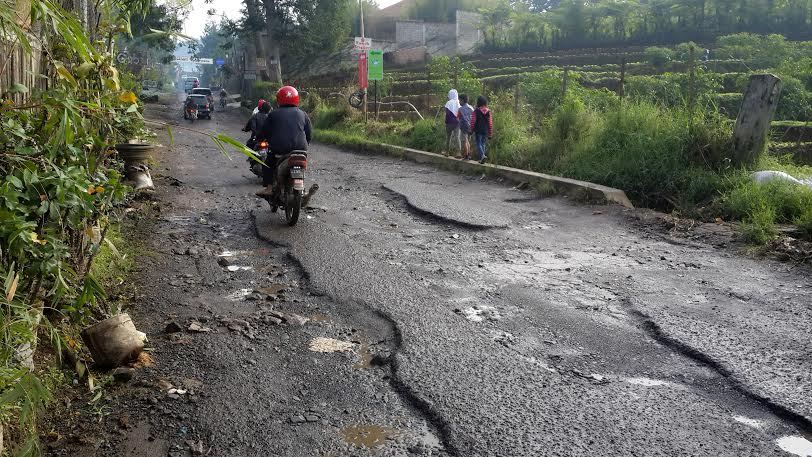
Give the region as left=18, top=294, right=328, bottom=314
left=242, top=100, right=271, bottom=148
left=255, top=86, right=312, bottom=198
left=184, top=96, right=197, bottom=116
left=219, top=88, right=228, bottom=107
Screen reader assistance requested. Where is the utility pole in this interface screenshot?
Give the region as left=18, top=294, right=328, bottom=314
left=360, top=0, right=367, bottom=123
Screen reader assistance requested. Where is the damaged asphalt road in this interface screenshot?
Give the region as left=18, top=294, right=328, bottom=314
left=61, top=103, right=812, bottom=457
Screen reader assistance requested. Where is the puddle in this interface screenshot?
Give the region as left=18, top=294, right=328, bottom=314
left=226, top=289, right=253, bottom=301
left=309, top=337, right=354, bottom=353
left=226, top=265, right=253, bottom=272
left=732, top=415, right=765, bottom=429
left=458, top=305, right=500, bottom=322
left=341, top=425, right=397, bottom=448
left=353, top=343, right=373, bottom=369
left=310, top=314, right=332, bottom=324
left=218, top=250, right=248, bottom=257
left=776, top=436, right=812, bottom=457
left=625, top=377, right=669, bottom=387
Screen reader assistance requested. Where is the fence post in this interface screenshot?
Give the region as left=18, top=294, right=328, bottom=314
left=426, top=66, right=431, bottom=116
left=732, top=74, right=783, bottom=166
left=688, top=45, right=697, bottom=111
left=562, top=67, right=569, bottom=99
left=618, top=59, right=626, bottom=99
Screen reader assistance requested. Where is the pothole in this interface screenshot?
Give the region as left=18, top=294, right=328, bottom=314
left=456, top=305, right=500, bottom=322
left=625, top=377, right=670, bottom=387
left=308, top=337, right=354, bottom=353
left=340, top=425, right=398, bottom=449
left=225, top=289, right=253, bottom=301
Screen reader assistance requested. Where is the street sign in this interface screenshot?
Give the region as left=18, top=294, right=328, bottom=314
left=173, top=56, right=214, bottom=65
left=243, top=71, right=257, bottom=80
left=215, top=58, right=225, bottom=66
left=354, top=37, right=372, bottom=51
left=368, top=50, right=383, bottom=81
left=358, top=52, right=368, bottom=89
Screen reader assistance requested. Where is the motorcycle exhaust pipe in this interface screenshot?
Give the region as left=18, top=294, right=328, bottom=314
left=302, top=183, right=319, bottom=208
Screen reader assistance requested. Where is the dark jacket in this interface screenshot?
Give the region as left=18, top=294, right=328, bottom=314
left=257, top=106, right=312, bottom=154
left=471, top=107, right=493, bottom=137
left=244, top=112, right=269, bottom=136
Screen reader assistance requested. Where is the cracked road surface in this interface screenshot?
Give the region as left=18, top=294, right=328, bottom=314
left=71, top=103, right=812, bottom=457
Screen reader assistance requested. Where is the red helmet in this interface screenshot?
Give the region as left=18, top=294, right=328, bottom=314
left=277, top=86, right=299, bottom=107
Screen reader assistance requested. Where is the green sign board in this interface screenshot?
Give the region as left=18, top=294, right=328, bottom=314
left=368, top=50, right=383, bottom=81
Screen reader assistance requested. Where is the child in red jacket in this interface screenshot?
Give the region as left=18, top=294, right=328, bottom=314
left=470, top=96, right=493, bottom=164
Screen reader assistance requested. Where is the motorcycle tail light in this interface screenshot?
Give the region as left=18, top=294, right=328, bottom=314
left=259, top=141, right=269, bottom=149
left=289, top=157, right=307, bottom=169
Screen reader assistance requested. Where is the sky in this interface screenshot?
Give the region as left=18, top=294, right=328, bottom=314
left=183, top=0, right=404, bottom=38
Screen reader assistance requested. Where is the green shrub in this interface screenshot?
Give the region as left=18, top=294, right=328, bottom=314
left=722, top=179, right=812, bottom=242
left=674, top=42, right=700, bottom=62
left=626, top=71, right=722, bottom=108
left=719, top=73, right=749, bottom=93
left=778, top=57, right=812, bottom=91
left=741, top=203, right=779, bottom=244
left=645, top=46, right=674, bottom=68
left=314, top=103, right=351, bottom=130
left=717, top=33, right=795, bottom=69
left=253, top=81, right=279, bottom=100
left=712, top=93, right=743, bottom=118
left=774, top=76, right=812, bottom=121
left=299, top=91, right=322, bottom=114
left=520, top=70, right=567, bottom=114
left=795, top=206, right=812, bottom=239
left=428, top=56, right=481, bottom=101
left=409, top=119, right=444, bottom=152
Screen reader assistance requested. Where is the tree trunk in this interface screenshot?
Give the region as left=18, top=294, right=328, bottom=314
left=244, top=0, right=269, bottom=82
left=260, top=0, right=283, bottom=86
left=732, top=74, right=783, bottom=166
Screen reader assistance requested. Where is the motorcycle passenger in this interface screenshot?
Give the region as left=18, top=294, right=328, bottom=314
left=252, top=98, right=266, bottom=116
left=255, top=86, right=312, bottom=198
left=242, top=100, right=271, bottom=148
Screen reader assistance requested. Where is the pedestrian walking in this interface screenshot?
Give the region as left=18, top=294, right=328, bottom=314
left=470, top=95, right=493, bottom=164
left=458, top=94, right=474, bottom=160
left=444, top=89, right=461, bottom=157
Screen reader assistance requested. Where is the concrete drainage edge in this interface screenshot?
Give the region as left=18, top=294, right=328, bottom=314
left=316, top=135, right=634, bottom=209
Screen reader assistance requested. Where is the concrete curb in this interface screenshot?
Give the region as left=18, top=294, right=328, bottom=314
left=319, top=137, right=634, bottom=208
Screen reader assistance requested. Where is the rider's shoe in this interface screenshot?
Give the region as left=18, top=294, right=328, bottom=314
left=255, top=186, right=275, bottom=198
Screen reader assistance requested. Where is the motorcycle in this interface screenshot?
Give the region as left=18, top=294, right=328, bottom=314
left=185, top=107, right=197, bottom=123
left=220, top=96, right=227, bottom=110
left=248, top=140, right=269, bottom=178
left=264, top=150, right=309, bottom=226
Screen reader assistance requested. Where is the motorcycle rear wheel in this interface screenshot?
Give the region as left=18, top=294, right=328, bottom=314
left=284, top=191, right=302, bottom=226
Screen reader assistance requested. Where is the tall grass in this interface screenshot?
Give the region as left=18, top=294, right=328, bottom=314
left=556, top=100, right=733, bottom=209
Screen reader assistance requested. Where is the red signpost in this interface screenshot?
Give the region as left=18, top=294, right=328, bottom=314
left=358, top=51, right=368, bottom=89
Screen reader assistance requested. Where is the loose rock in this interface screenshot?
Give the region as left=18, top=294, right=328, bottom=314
left=111, top=367, right=135, bottom=383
